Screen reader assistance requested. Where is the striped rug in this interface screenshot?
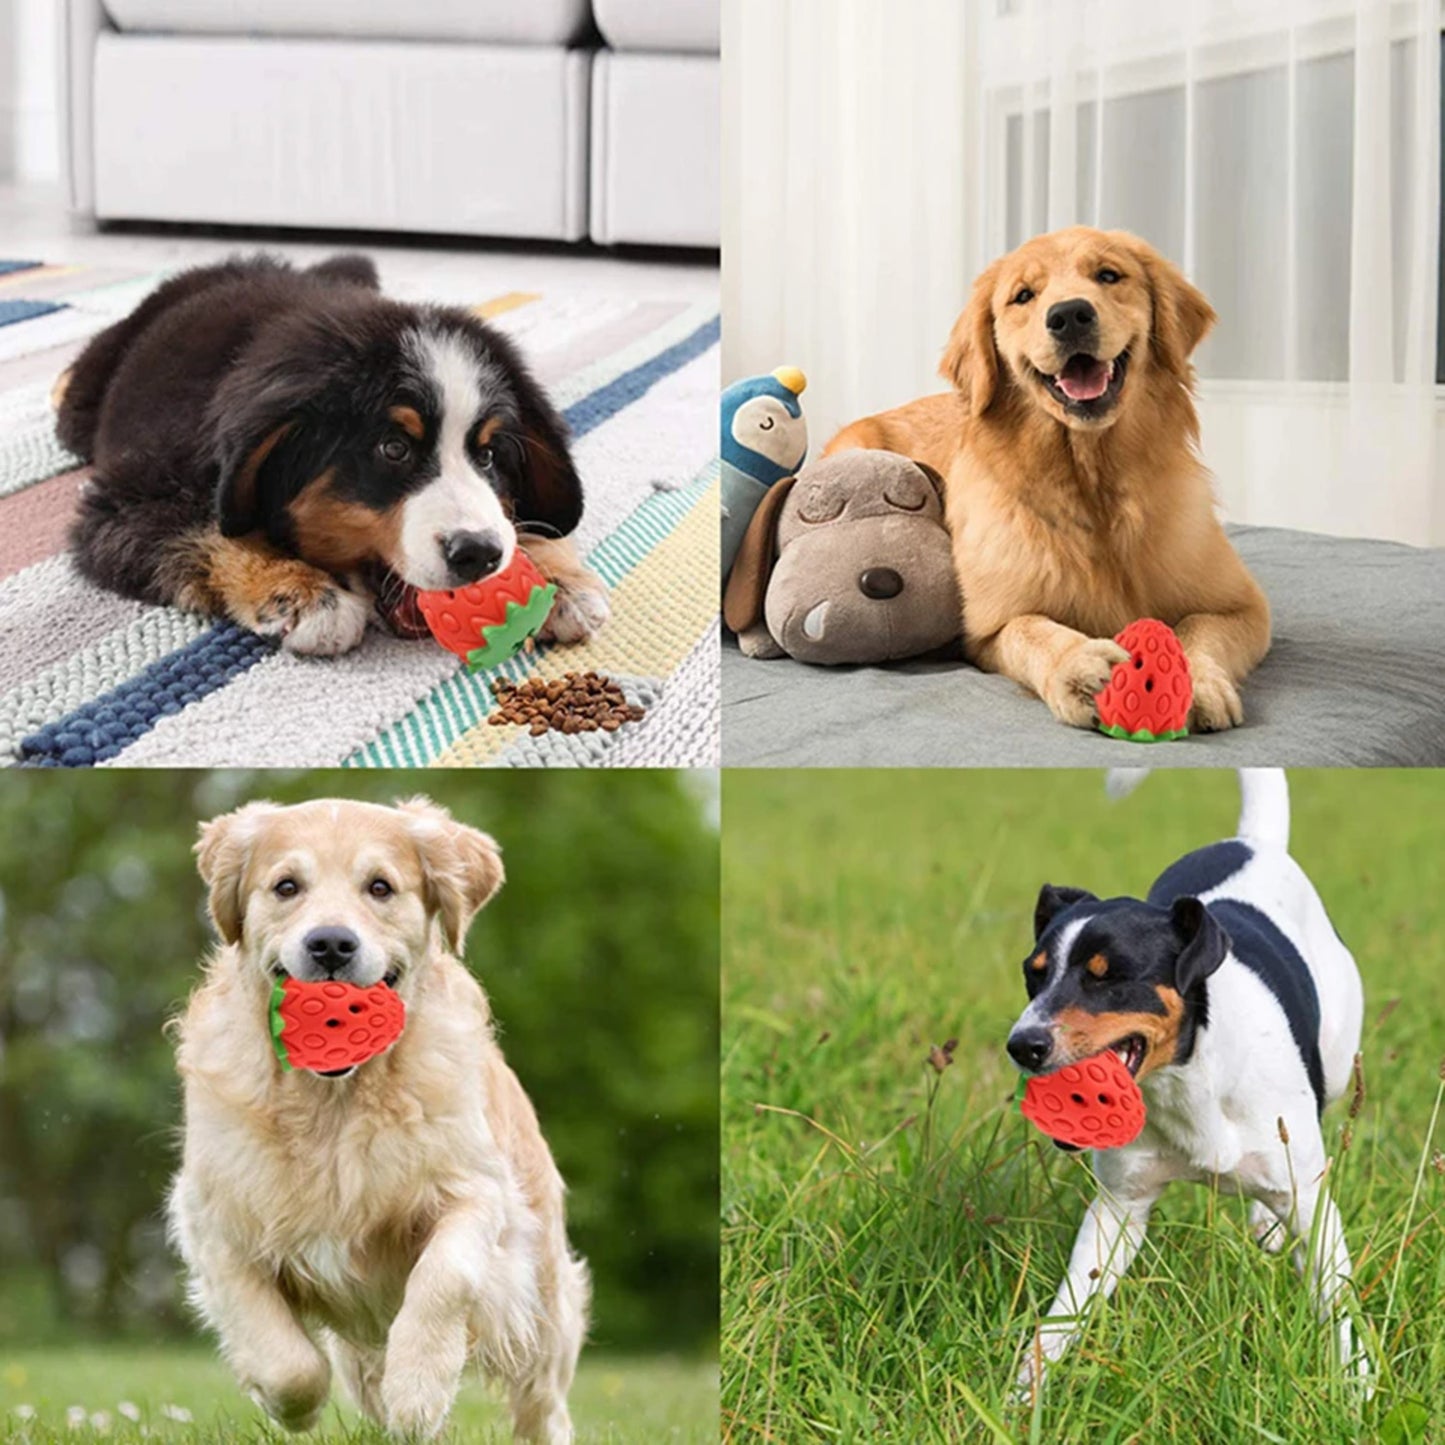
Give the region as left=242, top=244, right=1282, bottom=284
left=0, top=262, right=720, bottom=768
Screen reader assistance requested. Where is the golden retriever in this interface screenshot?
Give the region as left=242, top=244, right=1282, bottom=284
left=826, top=227, right=1270, bottom=730
left=167, top=797, right=588, bottom=1442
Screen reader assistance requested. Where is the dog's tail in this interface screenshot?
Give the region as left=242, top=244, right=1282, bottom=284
left=1236, top=768, right=1290, bottom=850
left=1106, top=767, right=1291, bottom=851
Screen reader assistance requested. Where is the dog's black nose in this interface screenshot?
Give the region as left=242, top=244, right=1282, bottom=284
left=303, top=926, right=360, bottom=975
left=858, top=567, right=904, bottom=600
left=1007, top=1027, right=1054, bottom=1072
left=441, top=530, right=503, bottom=584
left=1045, top=298, right=1098, bottom=343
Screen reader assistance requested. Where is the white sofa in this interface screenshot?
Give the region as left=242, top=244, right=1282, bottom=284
left=58, top=0, right=718, bottom=248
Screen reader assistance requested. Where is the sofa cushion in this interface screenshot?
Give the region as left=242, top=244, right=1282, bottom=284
left=92, top=35, right=590, bottom=240
left=590, top=51, right=718, bottom=246
left=100, top=0, right=593, bottom=47
left=593, top=0, right=718, bottom=54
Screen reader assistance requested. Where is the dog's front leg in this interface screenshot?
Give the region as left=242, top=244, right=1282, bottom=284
left=1173, top=577, right=1270, bottom=732
left=194, top=1251, right=332, bottom=1431
left=382, top=1198, right=539, bottom=1440
left=972, top=616, right=1128, bottom=728
left=166, top=528, right=370, bottom=656
left=1016, top=1189, right=1156, bottom=1399
left=518, top=535, right=611, bottom=645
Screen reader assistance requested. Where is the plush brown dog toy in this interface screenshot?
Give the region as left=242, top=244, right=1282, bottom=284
left=722, top=451, right=962, bottom=664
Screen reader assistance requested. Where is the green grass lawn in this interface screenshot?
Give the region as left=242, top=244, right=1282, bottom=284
left=0, top=1346, right=716, bottom=1443
left=721, top=769, right=1445, bottom=1445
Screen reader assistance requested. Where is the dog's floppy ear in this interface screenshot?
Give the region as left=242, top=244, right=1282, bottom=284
left=940, top=260, right=1002, bottom=414
left=1033, top=883, right=1097, bottom=940
left=723, top=476, right=796, bottom=634
left=209, top=357, right=335, bottom=538
left=194, top=802, right=277, bottom=944
left=505, top=364, right=584, bottom=540
left=1138, top=243, right=1216, bottom=377
left=397, top=796, right=505, bottom=954
left=1169, top=897, right=1229, bottom=994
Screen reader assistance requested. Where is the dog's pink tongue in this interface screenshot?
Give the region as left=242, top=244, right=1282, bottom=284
left=1056, top=355, right=1111, bottom=401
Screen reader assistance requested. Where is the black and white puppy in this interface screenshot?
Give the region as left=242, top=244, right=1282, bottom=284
left=1008, top=769, right=1366, bottom=1394
left=58, top=254, right=609, bottom=655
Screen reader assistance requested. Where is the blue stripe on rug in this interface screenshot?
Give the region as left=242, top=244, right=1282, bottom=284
left=0, top=260, right=43, bottom=276
left=18, top=313, right=721, bottom=767
left=0, top=298, right=65, bottom=327
left=563, top=315, right=719, bottom=438
left=18, top=625, right=273, bottom=766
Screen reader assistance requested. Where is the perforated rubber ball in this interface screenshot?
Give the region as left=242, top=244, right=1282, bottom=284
left=1020, top=1051, right=1146, bottom=1150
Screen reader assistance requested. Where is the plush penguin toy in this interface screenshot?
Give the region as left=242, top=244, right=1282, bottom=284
left=721, top=366, right=808, bottom=585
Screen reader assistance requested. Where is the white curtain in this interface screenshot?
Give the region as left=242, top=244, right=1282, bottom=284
left=724, top=0, right=1444, bottom=545
left=721, top=0, right=973, bottom=448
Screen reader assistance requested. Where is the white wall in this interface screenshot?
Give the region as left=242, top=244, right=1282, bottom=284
left=721, top=0, right=975, bottom=448
left=0, top=0, right=60, bottom=182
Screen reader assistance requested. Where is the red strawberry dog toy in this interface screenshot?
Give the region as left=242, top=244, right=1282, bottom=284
left=416, top=551, right=557, bottom=673
left=270, top=977, right=405, bottom=1074
left=1095, top=618, right=1192, bottom=742
left=1020, top=1051, right=1147, bottom=1150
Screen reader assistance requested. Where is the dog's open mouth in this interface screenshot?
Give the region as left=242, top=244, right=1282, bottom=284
left=1109, top=1033, right=1147, bottom=1076
left=1035, top=350, right=1129, bottom=415
left=364, top=565, right=430, bottom=639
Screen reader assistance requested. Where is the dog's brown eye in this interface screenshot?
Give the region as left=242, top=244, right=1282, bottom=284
left=368, top=878, right=393, bottom=900
left=1012, top=287, right=1035, bottom=305
left=274, top=878, right=299, bottom=899
left=379, top=437, right=411, bottom=464
left=475, top=445, right=494, bottom=470
left=1097, top=268, right=1122, bottom=284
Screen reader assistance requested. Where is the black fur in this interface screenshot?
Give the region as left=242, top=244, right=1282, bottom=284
left=62, top=254, right=582, bottom=608
left=1147, top=841, right=1252, bottom=912
left=1208, top=899, right=1326, bottom=1113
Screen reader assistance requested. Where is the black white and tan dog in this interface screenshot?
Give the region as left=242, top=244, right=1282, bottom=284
left=55, top=254, right=609, bottom=655
left=1007, top=769, right=1366, bottom=1393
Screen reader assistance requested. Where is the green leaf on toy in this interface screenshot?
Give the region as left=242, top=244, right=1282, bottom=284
left=268, top=975, right=293, bottom=1071
left=1098, top=723, right=1189, bottom=744
left=463, top=583, right=558, bottom=673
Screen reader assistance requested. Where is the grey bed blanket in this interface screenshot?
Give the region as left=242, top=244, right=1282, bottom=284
left=721, top=525, right=1445, bottom=767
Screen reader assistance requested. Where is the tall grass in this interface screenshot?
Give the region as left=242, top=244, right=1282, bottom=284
left=721, top=770, right=1444, bottom=1444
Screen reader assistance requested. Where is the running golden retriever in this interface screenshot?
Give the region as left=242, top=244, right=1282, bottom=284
left=827, top=227, right=1270, bottom=730
left=167, top=797, right=588, bottom=1442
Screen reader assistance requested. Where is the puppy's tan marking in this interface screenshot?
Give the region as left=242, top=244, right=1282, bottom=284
left=477, top=415, right=504, bottom=447
left=165, top=528, right=367, bottom=656
left=1086, top=954, right=1110, bottom=979
left=1053, top=986, right=1185, bottom=1080
left=1030, top=951, right=1048, bottom=973
left=387, top=405, right=424, bottom=439
left=286, top=473, right=403, bottom=574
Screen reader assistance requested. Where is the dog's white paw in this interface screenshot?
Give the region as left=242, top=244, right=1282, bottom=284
left=538, top=581, right=611, bottom=645
left=244, top=1354, right=331, bottom=1433
left=381, top=1368, right=454, bottom=1441
left=1045, top=637, right=1129, bottom=727
left=1188, top=656, right=1244, bottom=732
left=1248, top=1200, right=1286, bottom=1254
left=277, top=585, right=370, bottom=657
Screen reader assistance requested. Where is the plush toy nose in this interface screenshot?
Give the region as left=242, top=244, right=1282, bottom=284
left=858, top=567, right=903, bottom=600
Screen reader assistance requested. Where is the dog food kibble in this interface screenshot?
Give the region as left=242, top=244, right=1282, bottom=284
left=488, top=672, right=646, bottom=736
